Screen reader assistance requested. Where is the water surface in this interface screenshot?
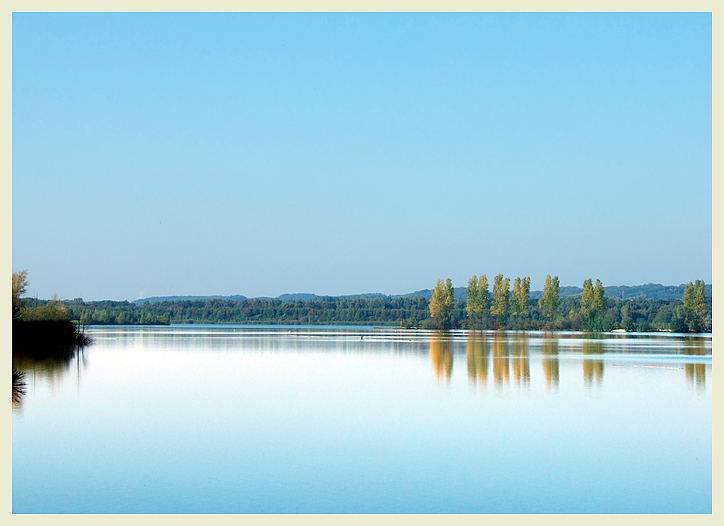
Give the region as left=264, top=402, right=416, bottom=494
left=12, top=326, right=712, bottom=513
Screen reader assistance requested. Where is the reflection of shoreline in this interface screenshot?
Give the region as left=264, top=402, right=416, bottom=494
left=68, top=328, right=710, bottom=396
left=12, top=346, right=86, bottom=410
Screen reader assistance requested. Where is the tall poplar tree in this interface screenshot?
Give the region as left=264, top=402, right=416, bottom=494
left=693, top=280, right=706, bottom=317
left=430, top=279, right=446, bottom=325
left=444, top=278, right=454, bottom=315
left=580, top=279, right=594, bottom=316
left=682, top=282, right=695, bottom=311
left=478, top=275, right=491, bottom=316
left=522, top=277, right=531, bottom=317
left=511, top=277, right=530, bottom=320
left=519, top=276, right=530, bottom=318
left=511, top=278, right=522, bottom=319
left=491, top=273, right=510, bottom=324
left=466, top=276, right=481, bottom=328
left=429, top=278, right=454, bottom=329
left=477, top=274, right=492, bottom=328
left=681, top=281, right=703, bottom=333
left=592, top=279, right=606, bottom=313
left=539, top=275, right=560, bottom=321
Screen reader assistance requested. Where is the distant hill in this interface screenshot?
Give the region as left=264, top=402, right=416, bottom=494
left=529, top=286, right=585, bottom=300
left=132, top=283, right=711, bottom=305
left=593, top=283, right=712, bottom=300
left=133, top=292, right=389, bottom=305
left=276, top=293, right=317, bottom=303
left=278, top=292, right=388, bottom=302
left=401, top=286, right=587, bottom=301
left=396, top=289, right=466, bottom=301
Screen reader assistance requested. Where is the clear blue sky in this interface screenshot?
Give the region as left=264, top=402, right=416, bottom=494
left=12, top=13, right=712, bottom=301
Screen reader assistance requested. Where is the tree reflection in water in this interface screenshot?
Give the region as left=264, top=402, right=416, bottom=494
left=429, top=336, right=453, bottom=383
left=466, top=333, right=488, bottom=388
left=12, top=345, right=86, bottom=410
left=684, top=337, right=706, bottom=389
left=511, top=333, right=530, bottom=388
left=581, top=340, right=604, bottom=388
left=541, top=336, right=559, bottom=390
left=12, top=370, right=26, bottom=409
left=492, top=336, right=509, bottom=389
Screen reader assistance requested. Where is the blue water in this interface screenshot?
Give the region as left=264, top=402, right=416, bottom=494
left=12, top=326, right=712, bottom=513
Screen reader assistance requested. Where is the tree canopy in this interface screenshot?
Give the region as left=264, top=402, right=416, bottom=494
left=539, top=275, right=560, bottom=321
left=429, top=278, right=454, bottom=329
left=12, top=270, right=28, bottom=319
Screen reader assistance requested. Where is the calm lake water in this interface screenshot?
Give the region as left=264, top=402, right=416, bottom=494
left=12, top=325, right=711, bottom=514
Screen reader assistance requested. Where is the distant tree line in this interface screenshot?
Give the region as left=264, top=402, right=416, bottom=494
left=59, top=296, right=431, bottom=327
left=20, top=276, right=711, bottom=333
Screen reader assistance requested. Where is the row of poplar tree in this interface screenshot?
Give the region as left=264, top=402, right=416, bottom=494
left=429, top=274, right=571, bottom=330
left=428, top=274, right=675, bottom=331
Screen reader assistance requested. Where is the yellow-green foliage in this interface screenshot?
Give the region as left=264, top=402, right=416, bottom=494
left=539, top=275, right=560, bottom=320
left=20, top=295, right=70, bottom=322
left=580, top=279, right=594, bottom=315
left=429, top=278, right=454, bottom=328
left=12, top=270, right=28, bottom=318
left=491, top=273, right=510, bottom=319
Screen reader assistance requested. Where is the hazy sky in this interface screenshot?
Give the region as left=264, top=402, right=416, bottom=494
left=12, top=13, right=712, bottom=301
